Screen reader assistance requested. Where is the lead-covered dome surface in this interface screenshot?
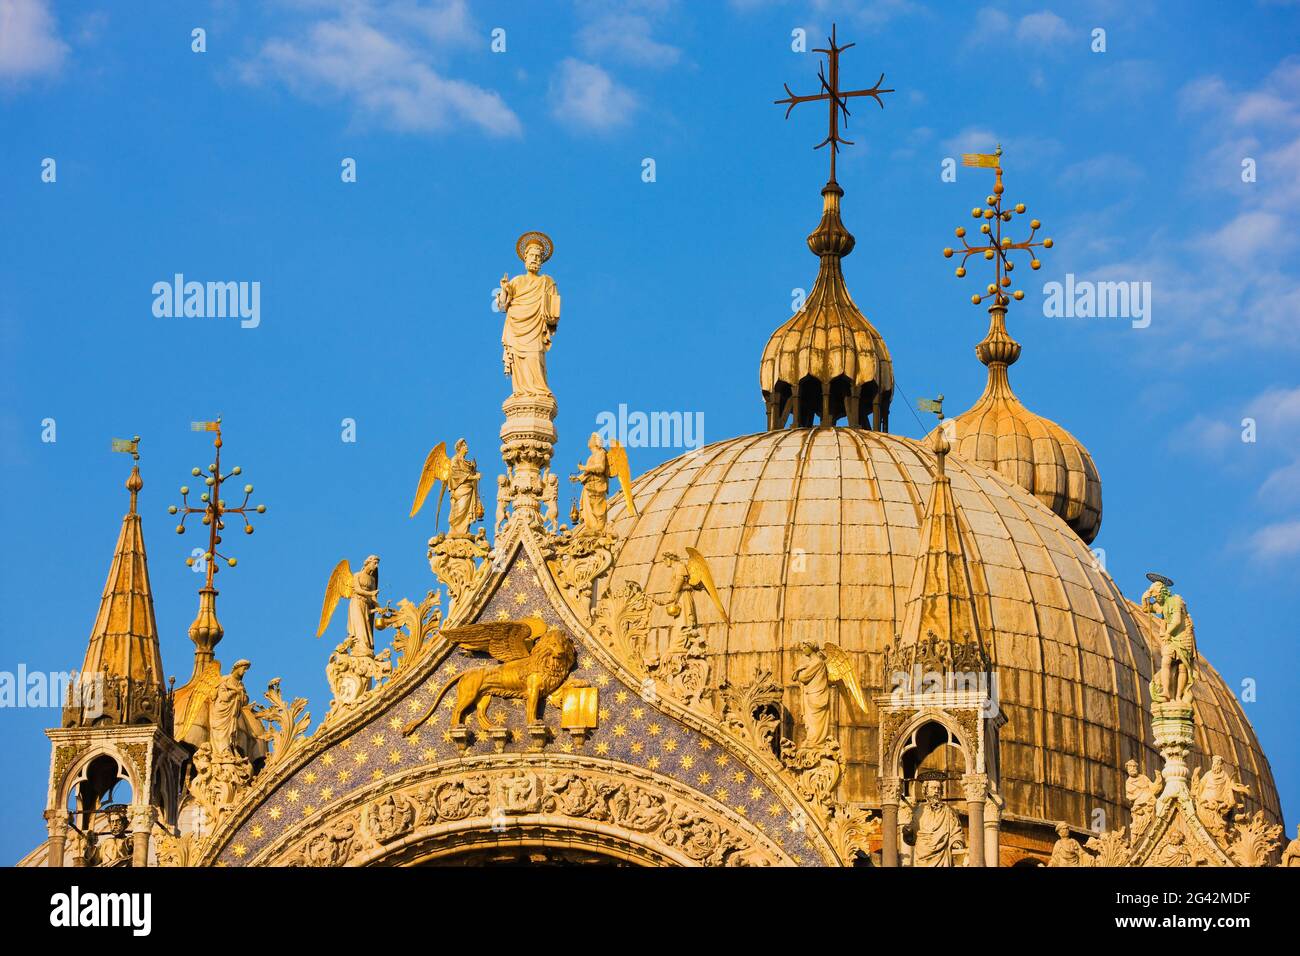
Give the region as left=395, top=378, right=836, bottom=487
left=603, top=427, right=1279, bottom=829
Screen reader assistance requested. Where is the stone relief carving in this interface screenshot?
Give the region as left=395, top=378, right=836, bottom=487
left=281, top=766, right=776, bottom=867
left=592, top=581, right=652, bottom=678
left=428, top=530, right=491, bottom=612
left=719, top=668, right=783, bottom=760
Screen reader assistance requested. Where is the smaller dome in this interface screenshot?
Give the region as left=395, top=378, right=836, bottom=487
left=936, top=306, right=1102, bottom=543
left=760, top=183, right=893, bottom=431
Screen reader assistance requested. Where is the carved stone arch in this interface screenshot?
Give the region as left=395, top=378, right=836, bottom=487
left=885, top=709, right=974, bottom=784
left=244, top=757, right=798, bottom=868
left=57, top=745, right=139, bottom=812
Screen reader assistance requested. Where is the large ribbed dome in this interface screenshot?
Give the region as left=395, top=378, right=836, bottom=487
left=603, top=427, right=1279, bottom=831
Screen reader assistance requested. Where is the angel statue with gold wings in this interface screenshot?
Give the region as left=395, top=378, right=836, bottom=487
left=411, top=438, right=483, bottom=538
left=793, top=641, right=868, bottom=746
left=317, top=555, right=381, bottom=655
left=402, top=618, right=576, bottom=733
left=657, top=547, right=729, bottom=631
left=571, top=433, right=637, bottom=536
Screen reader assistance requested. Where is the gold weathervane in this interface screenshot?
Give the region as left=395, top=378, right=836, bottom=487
left=943, top=146, right=1054, bottom=307
left=774, top=22, right=893, bottom=184
left=169, top=418, right=268, bottom=583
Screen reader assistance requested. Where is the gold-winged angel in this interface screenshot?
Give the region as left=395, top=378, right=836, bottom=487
left=793, top=641, right=869, bottom=746
left=657, top=547, right=729, bottom=628
left=317, top=555, right=382, bottom=655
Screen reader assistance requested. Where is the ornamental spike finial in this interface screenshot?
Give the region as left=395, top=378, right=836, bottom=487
left=942, top=147, right=1053, bottom=309
left=169, top=418, right=268, bottom=665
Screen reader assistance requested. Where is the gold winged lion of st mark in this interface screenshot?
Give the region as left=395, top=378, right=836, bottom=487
left=403, top=618, right=577, bottom=735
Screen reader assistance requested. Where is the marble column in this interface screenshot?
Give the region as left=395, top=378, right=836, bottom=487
left=45, top=809, right=68, bottom=868
left=130, top=804, right=155, bottom=868
left=963, top=774, right=987, bottom=868
left=879, top=777, right=900, bottom=867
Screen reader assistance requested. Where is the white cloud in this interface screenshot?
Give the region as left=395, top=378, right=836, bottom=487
left=1059, top=153, right=1145, bottom=184
left=578, top=12, right=681, bottom=68
left=549, top=58, right=637, bottom=132
left=1259, top=460, right=1300, bottom=507
left=1074, top=57, right=1300, bottom=354
left=1247, top=519, right=1300, bottom=560
left=0, top=0, right=68, bottom=80
left=239, top=0, right=520, bottom=137
left=967, top=8, right=1071, bottom=49
left=1190, top=210, right=1286, bottom=266
left=1016, top=11, right=1071, bottom=45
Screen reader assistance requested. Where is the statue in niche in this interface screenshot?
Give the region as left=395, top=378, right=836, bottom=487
left=903, top=779, right=966, bottom=867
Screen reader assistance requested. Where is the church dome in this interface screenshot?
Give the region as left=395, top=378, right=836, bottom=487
left=604, top=427, right=1279, bottom=830
left=936, top=306, right=1102, bottom=543
left=759, top=183, right=893, bottom=431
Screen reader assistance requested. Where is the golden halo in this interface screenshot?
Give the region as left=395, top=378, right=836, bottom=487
left=515, top=230, right=554, bottom=264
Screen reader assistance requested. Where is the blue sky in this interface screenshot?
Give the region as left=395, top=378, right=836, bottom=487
left=1, top=0, right=1297, bottom=862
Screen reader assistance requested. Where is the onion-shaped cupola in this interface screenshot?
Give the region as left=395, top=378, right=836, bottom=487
left=936, top=305, right=1103, bottom=543
left=760, top=182, right=893, bottom=431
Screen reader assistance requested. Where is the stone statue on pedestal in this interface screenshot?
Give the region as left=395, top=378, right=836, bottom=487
left=495, top=232, right=560, bottom=399
left=1141, top=573, right=1197, bottom=704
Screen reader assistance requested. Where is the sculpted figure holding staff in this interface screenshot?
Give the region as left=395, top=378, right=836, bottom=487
left=496, top=231, right=560, bottom=398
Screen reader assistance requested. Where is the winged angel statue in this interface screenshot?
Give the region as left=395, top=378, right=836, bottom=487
left=410, top=439, right=483, bottom=538
left=317, top=555, right=381, bottom=654
left=571, top=433, right=637, bottom=535
left=657, top=547, right=729, bottom=628
left=793, top=641, right=868, bottom=746
left=402, top=619, right=577, bottom=733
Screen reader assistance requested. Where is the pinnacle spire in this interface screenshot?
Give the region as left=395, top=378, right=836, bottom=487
left=64, top=459, right=168, bottom=727
left=897, top=437, right=986, bottom=660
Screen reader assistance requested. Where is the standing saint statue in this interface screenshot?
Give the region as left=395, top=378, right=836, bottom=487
left=1141, top=573, right=1197, bottom=704
left=903, top=780, right=966, bottom=867
left=572, top=433, right=609, bottom=535
left=1193, top=754, right=1249, bottom=834
left=1048, top=822, right=1087, bottom=867
left=208, top=660, right=266, bottom=761
left=495, top=231, right=560, bottom=398
left=543, top=471, right=560, bottom=531
left=1124, top=758, right=1162, bottom=838
left=447, top=438, right=484, bottom=537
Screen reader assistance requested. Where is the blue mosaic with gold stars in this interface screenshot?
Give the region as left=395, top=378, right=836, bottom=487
left=214, top=550, right=826, bottom=866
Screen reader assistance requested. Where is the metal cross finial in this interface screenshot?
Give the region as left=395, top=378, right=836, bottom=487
left=774, top=23, right=894, bottom=184
left=943, top=147, right=1055, bottom=308
left=169, top=418, right=268, bottom=589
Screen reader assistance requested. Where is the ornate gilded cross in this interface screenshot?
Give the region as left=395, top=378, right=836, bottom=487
left=774, top=23, right=894, bottom=184
left=169, top=418, right=267, bottom=588
left=943, top=147, right=1054, bottom=308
